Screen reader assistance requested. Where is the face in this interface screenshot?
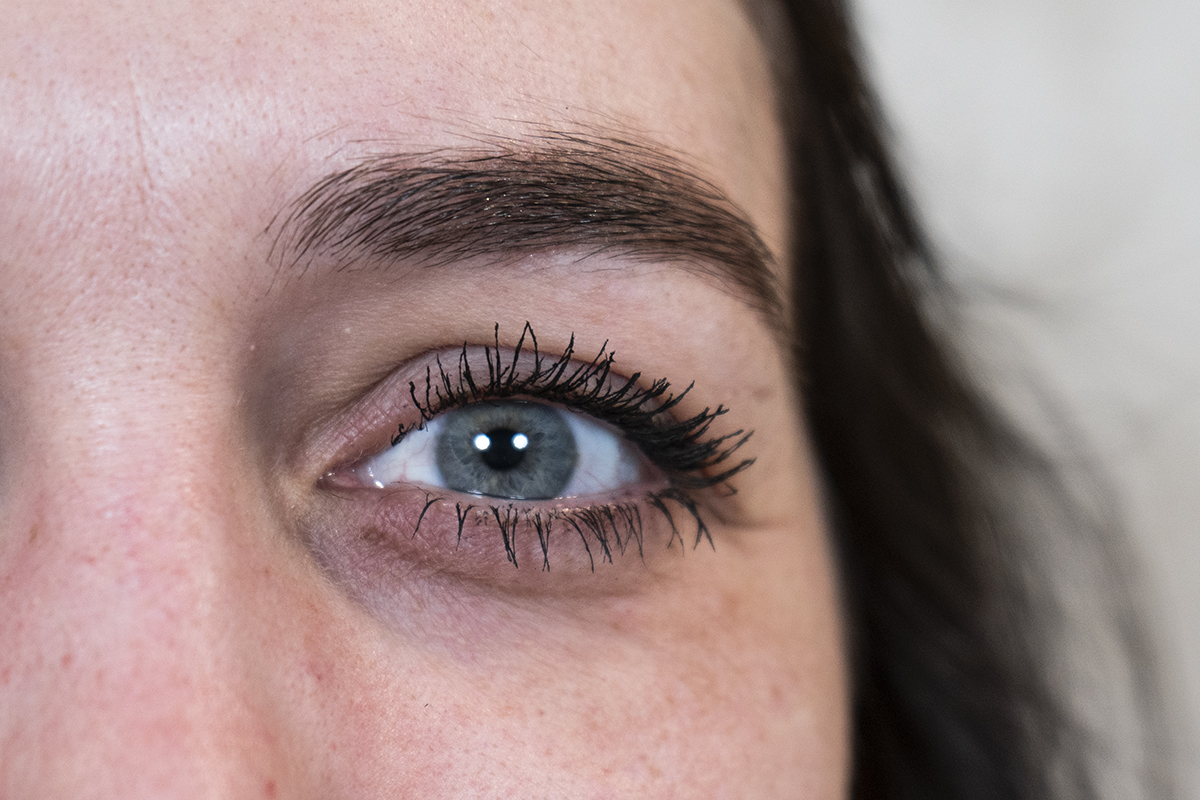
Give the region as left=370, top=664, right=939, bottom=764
left=0, top=0, right=848, bottom=796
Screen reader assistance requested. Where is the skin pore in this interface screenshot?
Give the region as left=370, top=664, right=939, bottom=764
left=0, top=0, right=848, bottom=797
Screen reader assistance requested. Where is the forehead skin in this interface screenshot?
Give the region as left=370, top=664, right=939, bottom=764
left=0, top=0, right=788, bottom=279
left=0, top=1, right=846, bottom=798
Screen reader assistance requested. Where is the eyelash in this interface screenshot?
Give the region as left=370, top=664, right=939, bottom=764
left=352, top=322, right=755, bottom=572
left=400, top=489, right=712, bottom=573
left=399, top=322, right=752, bottom=487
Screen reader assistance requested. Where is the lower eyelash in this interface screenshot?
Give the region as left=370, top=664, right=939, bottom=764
left=406, top=489, right=712, bottom=573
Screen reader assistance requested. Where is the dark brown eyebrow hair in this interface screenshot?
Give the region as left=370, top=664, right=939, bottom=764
left=271, top=131, right=784, bottom=328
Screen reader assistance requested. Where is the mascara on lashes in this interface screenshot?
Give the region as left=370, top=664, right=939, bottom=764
left=396, top=322, right=754, bottom=489
left=339, top=322, right=755, bottom=571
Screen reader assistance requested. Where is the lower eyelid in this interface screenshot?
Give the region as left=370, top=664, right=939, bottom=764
left=306, top=482, right=714, bottom=598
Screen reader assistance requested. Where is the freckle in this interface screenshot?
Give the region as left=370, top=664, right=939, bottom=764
left=752, top=385, right=776, bottom=402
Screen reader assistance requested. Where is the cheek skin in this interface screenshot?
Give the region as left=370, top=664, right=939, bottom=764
left=277, top=523, right=847, bottom=798
left=0, top=312, right=848, bottom=798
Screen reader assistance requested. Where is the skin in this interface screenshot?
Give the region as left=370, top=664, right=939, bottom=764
left=0, top=0, right=849, bottom=797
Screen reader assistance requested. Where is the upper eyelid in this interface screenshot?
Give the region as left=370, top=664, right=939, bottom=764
left=356, top=325, right=755, bottom=490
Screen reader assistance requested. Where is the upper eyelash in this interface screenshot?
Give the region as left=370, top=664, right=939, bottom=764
left=393, top=322, right=755, bottom=489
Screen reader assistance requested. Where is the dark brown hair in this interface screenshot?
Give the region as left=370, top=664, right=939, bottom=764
left=764, top=1, right=1175, bottom=796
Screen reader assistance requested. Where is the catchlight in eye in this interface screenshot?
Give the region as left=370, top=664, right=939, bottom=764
left=358, top=400, right=643, bottom=501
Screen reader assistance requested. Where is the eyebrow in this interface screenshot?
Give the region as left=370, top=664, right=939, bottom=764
left=272, top=131, right=784, bottom=326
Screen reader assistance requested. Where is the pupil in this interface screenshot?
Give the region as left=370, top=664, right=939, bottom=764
left=436, top=402, right=578, bottom=499
left=475, top=428, right=528, bottom=471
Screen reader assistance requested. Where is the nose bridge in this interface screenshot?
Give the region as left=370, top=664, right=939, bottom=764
left=0, top=349, right=284, bottom=796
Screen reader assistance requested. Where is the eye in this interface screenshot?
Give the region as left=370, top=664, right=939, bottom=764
left=311, top=325, right=757, bottom=578
left=357, top=400, right=645, bottom=500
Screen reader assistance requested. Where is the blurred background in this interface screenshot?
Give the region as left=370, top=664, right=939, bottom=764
left=851, top=0, right=1199, bottom=793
